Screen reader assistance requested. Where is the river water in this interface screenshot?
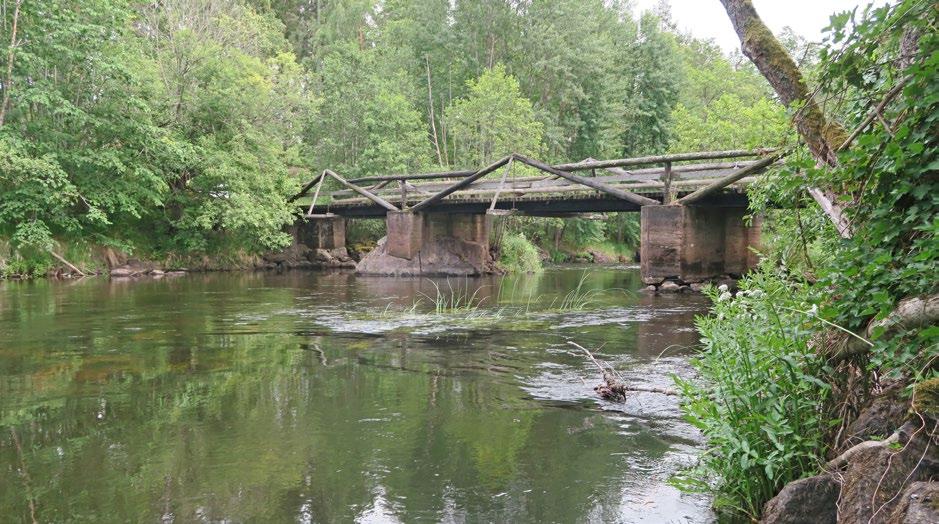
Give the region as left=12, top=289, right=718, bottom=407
left=0, top=267, right=714, bottom=523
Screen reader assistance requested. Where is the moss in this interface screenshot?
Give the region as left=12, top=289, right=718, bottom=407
left=911, top=377, right=939, bottom=418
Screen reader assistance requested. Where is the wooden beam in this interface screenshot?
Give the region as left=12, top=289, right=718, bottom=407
left=323, top=176, right=759, bottom=208
left=512, top=154, right=660, bottom=207
left=307, top=170, right=327, bottom=216
left=348, top=169, right=476, bottom=185
left=552, top=149, right=775, bottom=172
left=325, top=169, right=399, bottom=212
left=409, top=156, right=512, bottom=212
left=489, top=158, right=513, bottom=211
left=288, top=171, right=325, bottom=202
left=673, top=152, right=783, bottom=205
left=661, top=161, right=673, bottom=204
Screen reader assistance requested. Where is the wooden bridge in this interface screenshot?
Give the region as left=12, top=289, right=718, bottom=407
left=288, top=149, right=782, bottom=284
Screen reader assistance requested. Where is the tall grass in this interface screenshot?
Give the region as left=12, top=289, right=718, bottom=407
left=673, top=270, right=832, bottom=520
left=549, top=271, right=602, bottom=310
left=419, top=278, right=489, bottom=315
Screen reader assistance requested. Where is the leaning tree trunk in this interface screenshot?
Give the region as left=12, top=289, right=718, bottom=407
left=719, top=0, right=852, bottom=237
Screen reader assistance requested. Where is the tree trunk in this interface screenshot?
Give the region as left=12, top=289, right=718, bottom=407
left=0, top=0, right=22, bottom=128
left=719, top=0, right=852, bottom=237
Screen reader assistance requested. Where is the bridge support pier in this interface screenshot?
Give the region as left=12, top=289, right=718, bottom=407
left=640, top=205, right=760, bottom=286
left=296, top=215, right=346, bottom=250
left=358, top=212, right=494, bottom=276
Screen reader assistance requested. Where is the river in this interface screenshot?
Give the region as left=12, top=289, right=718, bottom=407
left=0, top=267, right=714, bottom=523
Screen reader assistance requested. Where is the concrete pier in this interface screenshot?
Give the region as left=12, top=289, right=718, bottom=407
left=357, top=212, right=494, bottom=276
left=640, top=205, right=761, bottom=285
left=296, top=215, right=346, bottom=250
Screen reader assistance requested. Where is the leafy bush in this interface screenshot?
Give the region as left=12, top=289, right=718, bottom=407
left=674, top=270, right=832, bottom=519
left=498, top=232, right=542, bottom=274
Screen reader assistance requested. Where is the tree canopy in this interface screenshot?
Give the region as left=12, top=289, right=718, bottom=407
left=0, top=0, right=788, bottom=264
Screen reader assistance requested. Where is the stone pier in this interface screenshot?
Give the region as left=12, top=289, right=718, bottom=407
left=357, top=211, right=495, bottom=276
left=640, top=205, right=761, bottom=287
left=296, top=215, right=346, bottom=250
left=269, top=215, right=354, bottom=269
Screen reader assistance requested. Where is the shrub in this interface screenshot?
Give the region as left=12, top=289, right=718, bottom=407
left=673, top=270, right=832, bottom=519
left=498, top=232, right=542, bottom=273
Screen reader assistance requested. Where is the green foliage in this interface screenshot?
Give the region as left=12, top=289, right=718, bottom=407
left=675, top=271, right=832, bottom=519
left=305, top=41, right=429, bottom=178
left=498, top=232, right=542, bottom=274
left=446, top=65, right=544, bottom=167
left=668, top=29, right=788, bottom=153
left=671, top=95, right=791, bottom=151
left=680, top=2, right=938, bottom=518
left=618, top=12, right=681, bottom=156
left=143, top=0, right=308, bottom=252
left=0, top=0, right=309, bottom=261
left=750, top=0, right=937, bottom=380
left=346, top=218, right=386, bottom=247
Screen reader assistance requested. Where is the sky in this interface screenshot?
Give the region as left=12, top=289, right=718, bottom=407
left=631, top=0, right=871, bottom=52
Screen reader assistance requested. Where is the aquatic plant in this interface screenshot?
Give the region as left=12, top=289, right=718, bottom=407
left=550, top=271, right=602, bottom=311
left=420, top=278, right=489, bottom=315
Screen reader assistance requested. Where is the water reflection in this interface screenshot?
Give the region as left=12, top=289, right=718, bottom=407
left=0, top=268, right=713, bottom=522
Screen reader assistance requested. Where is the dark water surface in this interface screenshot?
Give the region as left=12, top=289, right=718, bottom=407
left=1, top=267, right=713, bottom=523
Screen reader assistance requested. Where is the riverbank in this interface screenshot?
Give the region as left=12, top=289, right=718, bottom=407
left=0, top=240, right=365, bottom=280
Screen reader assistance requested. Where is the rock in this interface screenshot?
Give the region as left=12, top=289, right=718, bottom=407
left=328, top=247, right=351, bottom=262
left=640, top=285, right=657, bottom=294
left=835, top=421, right=939, bottom=523
left=690, top=282, right=705, bottom=292
left=313, top=249, right=335, bottom=263
left=357, top=235, right=494, bottom=276
left=642, top=276, right=665, bottom=286
left=911, top=378, right=939, bottom=420
left=841, top=386, right=908, bottom=447
left=149, top=269, right=164, bottom=276
left=888, top=482, right=939, bottom=523
left=264, top=243, right=311, bottom=265
left=717, top=278, right=738, bottom=292
left=761, top=473, right=839, bottom=524
left=588, top=249, right=614, bottom=264
left=110, top=267, right=140, bottom=278
left=659, top=280, right=681, bottom=292
left=678, top=285, right=692, bottom=293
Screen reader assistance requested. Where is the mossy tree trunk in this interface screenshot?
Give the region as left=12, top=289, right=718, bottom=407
left=719, top=0, right=852, bottom=236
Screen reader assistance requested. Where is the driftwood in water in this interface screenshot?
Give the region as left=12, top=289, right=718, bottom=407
left=568, top=341, right=678, bottom=401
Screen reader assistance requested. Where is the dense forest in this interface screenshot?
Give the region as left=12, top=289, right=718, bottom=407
left=0, top=0, right=793, bottom=275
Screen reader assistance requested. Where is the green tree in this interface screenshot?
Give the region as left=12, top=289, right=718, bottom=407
left=305, top=42, right=429, bottom=178
left=0, top=0, right=167, bottom=254
left=445, top=65, right=544, bottom=167
left=140, top=0, right=309, bottom=252
left=670, top=94, right=790, bottom=151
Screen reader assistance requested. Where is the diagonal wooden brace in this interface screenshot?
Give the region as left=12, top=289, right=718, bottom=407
left=511, top=154, right=660, bottom=207
left=409, top=155, right=512, bottom=212
left=324, top=169, right=399, bottom=212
